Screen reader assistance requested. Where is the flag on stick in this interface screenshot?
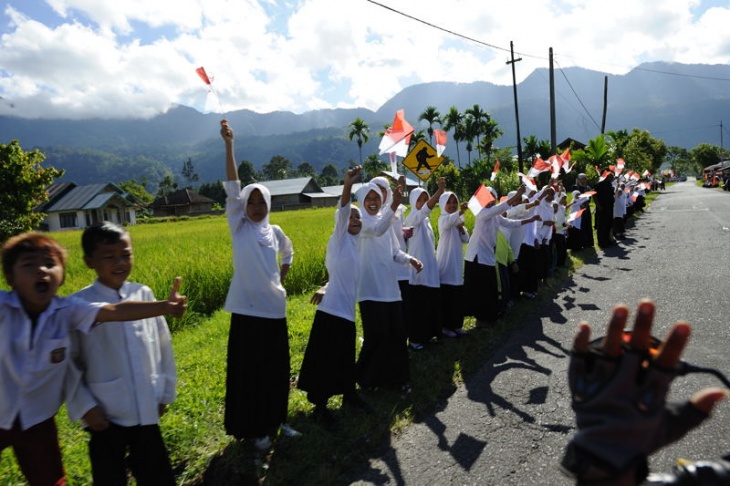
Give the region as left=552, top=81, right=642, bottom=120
left=567, top=208, right=585, bottom=224
left=517, top=172, right=537, bottom=192
left=379, top=110, right=414, bottom=157
left=468, top=184, right=495, bottom=216
left=434, top=129, right=447, bottom=157
left=490, top=160, right=501, bottom=181
left=527, top=157, right=552, bottom=178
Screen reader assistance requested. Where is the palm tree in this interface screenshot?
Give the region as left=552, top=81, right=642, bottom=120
left=463, top=117, right=479, bottom=167
left=409, top=129, right=427, bottom=152
left=442, top=106, right=464, bottom=168
left=465, top=104, right=487, bottom=159
left=362, top=154, right=388, bottom=181
left=479, top=116, right=503, bottom=165
left=418, top=106, right=441, bottom=146
left=348, top=118, right=370, bottom=165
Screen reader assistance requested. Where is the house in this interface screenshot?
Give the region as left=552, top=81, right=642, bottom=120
left=36, top=182, right=143, bottom=231
left=150, top=188, right=216, bottom=217
left=258, top=177, right=339, bottom=210
left=322, top=171, right=420, bottom=200
left=557, top=138, right=587, bottom=152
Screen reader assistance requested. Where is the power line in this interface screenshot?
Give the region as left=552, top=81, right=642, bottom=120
left=553, top=60, right=601, bottom=131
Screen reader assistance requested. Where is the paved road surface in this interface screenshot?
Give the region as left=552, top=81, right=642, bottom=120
left=349, top=181, right=730, bottom=485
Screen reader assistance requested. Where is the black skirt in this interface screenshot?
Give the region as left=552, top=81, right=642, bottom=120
left=224, top=313, right=290, bottom=439
left=297, top=310, right=357, bottom=404
left=356, top=300, right=410, bottom=388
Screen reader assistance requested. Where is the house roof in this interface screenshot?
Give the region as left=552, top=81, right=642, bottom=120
left=257, top=177, right=324, bottom=196
left=42, top=183, right=134, bottom=212
left=151, top=188, right=215, bottom=208
left=380, top=171, right=421, bottom=188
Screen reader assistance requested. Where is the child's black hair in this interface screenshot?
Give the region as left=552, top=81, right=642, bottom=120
left=2, top=232, right=67, bottom=284
left=81, top=221, right=128, bottom=257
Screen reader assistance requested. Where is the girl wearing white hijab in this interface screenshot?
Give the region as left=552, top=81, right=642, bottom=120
left=403, top=178, right=445, bottom=349
left=220, top=122, right=297, bottom=451
left=436, top=190, right=470, bottom=336
left=354, top=180, right=422, bottom=393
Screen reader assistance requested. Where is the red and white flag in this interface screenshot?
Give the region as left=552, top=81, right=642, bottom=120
left=574, top=190, right=596, bottom=204
left=490, top=160, right=501, bottom=181
left=379, top=110, right=414, bottom=157
left=598, top=170, right=613, bottom=182
left=517, top=172, right=537, bottom=192
left=615, top=158, right=625, bottom=174
left=389, top=152, right=398, bottom=174
left=567, top=208, right=585, bottom=224
left=468, top=184, right=495, bottom=216
left=434, top=129, right=447, bottom=157
left=527, top=157, right=552, bottom=178
left=642, top=169, right=652, bottom=178
left=549, top=154, right=562, bottom=179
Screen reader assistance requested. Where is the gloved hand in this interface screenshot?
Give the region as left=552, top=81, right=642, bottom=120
left=560, top=300, right=726, bottom=485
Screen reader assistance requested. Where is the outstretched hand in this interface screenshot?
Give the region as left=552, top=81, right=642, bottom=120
left=167, top=277, right=187, bottom=318
left=220, top=119, right=233, bottom=142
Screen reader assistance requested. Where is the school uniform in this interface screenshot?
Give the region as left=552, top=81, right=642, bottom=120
left=436, top=192, right=470, bottom=332
left=298, top=202, right=360, bottom=405
left=536, top=198, right=555, bottom=279
left=355, top=183, right=412, bottom=390
left=69, top=280, right=176, bottom=486
left=613, top=188, right=627, bottom=237
left=404, top=188, right=442, bottom=344
left=222, top=181, right=294, bottom=440
left=517, top=202, right=541, bottom=294
left=0, top=290, right=104, bottom=485
left=554, top=202, right=568, bottom=267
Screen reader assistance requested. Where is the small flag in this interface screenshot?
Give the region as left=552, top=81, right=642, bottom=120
left=598, top=170, right=612, bottom=182
left=196, top=66, right=212, bottom=86
left=379, top=110, right=414, bottom=156
left=549, top=155, right=562, bottom=179
left=468, top=184, right=495, bottom=216
left=518, top=172, right=537, bottom=192
left=389, top=152, right=398, bottom=174
left=594, top=165, right=601, bottom=176
left=642, top=169, right=651, bottom=177
left=434, top=129, right=447, bottom=157
left=527, top=157, right=552, bottom=178
left=490, top=160, right=501, bottom=181
left=567, top=208, right=585, bottom=224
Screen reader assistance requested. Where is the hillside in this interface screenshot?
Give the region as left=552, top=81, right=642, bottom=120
left=1, top=61, right=728, bottom=188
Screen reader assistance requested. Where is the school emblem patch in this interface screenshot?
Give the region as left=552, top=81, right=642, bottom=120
left=50, top=347, right=66, bottom=364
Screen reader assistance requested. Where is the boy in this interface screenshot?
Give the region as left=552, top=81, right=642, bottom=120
left=69, top=222, right=177, bottom=485
left=0, top=232, right=185, bottom=486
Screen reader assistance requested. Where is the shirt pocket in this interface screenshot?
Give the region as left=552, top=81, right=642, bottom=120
left=89, top=377, right=132, bottom=422
left=30, top=338, right=69, bottom=372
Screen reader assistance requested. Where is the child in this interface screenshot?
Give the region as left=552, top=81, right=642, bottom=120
left=436, top=191, right=470, bottom=336
left=553, top=194, right=568, bottom=268
left=495, top=227, right=516, bottom=313
left=404, top=178, right=445, bottom=349
left=220, top=121, right=298, bottom=450
left=0, top=232, right=185, bottom=486
left=354, top=180, right=422, bottom=393
left=298, top=167, right=371, bottom=427
left=68, top=222, right=177, bottom=485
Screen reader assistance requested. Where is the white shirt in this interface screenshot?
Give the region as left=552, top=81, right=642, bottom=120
left=405, top=203, right=439, bottom=288
left=69, top=281, right=176, bottom=427
left=537, top=199, right=555, bottom=243
left=465, top=200, right=516, bottom=267
left=0, top=291, right=103, bottom=431
left=506, top=203, right=530, bottom=258
left=554, top=204, right=567, bottom=235
left=318, top=203, right=360, bottom=322
left=437, top=210, right=470, bottom=286
left=224, top=180, right=293, bottom=319
left=392, top=205, right=411, bottom=281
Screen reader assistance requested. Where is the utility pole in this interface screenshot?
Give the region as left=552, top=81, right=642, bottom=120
left=601, top=76, right=608, bottom=134
left=507, top=41, right=523, bottom=173
left=549, top=48, right=556, bottom=152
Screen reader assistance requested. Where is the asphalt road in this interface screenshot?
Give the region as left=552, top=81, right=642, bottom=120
left=349, top=180, right=730, bottom=485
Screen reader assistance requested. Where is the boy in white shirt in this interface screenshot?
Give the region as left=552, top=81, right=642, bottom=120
left=70, top=222, right=177, bottom=485
left=0, top=232, right=185, bottom=486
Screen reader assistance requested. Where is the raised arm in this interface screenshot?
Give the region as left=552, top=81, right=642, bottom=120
left=221, top=120, right=237, bottom=182
left=342, top=166, right=362, bottom=207
left=427, top=177, right=446, bottom=209
left=95, top=277, right=187, bottom=322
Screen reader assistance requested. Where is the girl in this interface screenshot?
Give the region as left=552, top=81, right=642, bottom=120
left=220, top=122, right=298, bottom=451
left=436, top=191, right=470, bottom=337
left=404, top=178, right=445, bottom=349
left=355, top=181, right=422, bottom=393
left=298, top=167, right=371, bottom=427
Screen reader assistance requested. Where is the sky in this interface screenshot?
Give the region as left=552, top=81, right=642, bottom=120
left=0, top=0, right=729, bottom=120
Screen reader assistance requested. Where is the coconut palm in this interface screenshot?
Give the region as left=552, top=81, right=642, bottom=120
left=479, top=116, right=503, bottom=165
left=418, top=106, right=441, bottom=146
left=465, top=104, right=487, bottom=159
left=442, top=106, right=464, bottom=168
left=463, top=117, right=479, bottom=167
left=348, top=118, right=370, bottom=165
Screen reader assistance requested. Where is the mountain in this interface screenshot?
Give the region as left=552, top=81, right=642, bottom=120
left=1, top=61, right=728, bottom=188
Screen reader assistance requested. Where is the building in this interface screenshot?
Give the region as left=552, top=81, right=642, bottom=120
left=258, top=177, right=339, bottom=210
left=36, top=182, right=143, bottom=231
left=150, top=188, right=216, bottom=217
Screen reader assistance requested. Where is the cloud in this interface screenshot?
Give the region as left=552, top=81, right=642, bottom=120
left=0, top=0, right=728, bottom=119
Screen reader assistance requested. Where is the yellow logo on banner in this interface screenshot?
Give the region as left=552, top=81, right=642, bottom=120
left=403, top=139, right=443, bottom=181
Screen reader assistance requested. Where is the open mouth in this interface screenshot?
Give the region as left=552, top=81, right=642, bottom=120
left=35, top=281, right=50, bottom=294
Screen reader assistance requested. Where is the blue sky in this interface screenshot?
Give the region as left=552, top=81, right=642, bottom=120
left=0, top=0, right=729, bottom=120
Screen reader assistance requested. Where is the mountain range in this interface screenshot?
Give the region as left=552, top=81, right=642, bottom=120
left=1, top=61, right=728, bottom=188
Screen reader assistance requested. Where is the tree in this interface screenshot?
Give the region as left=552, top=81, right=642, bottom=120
left=463, top=116, right=479, bottom=166
left=118, top=179, right=154, bottom=205
left=465, top=104, right=488, bottom=158
left=690, top=143, right=724, bottom=169
left=418, top=106, right=441, bottom=145
left=181, top=157, right=199, bottom=189
left=347, top=118, right=370, bottom=165
left=319, top=163, right=340, bottom=186
left=623, top=129, right=667, bottom=174
left=0, top=141, right=64, bottom=242
left=261, top=155, right=292, bottom=180
left=477, top=117, right=503, bottom=165
left=237, top=160, right=258, bottom=184
left=157, top=174, right=178, bottom=197
left=522, top=135, right=551, bottom=163
left=442, top=106, right=464, bottom=168
left=296, top=162, right=316, bottom=178
left=362, top=154, right=388, bottom=181
left=198, top=181, right=227, bottom=206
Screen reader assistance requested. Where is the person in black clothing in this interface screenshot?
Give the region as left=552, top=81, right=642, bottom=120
left=593, top=170, right=615, bottom=248
left=571, top=174, right=594, bottom=249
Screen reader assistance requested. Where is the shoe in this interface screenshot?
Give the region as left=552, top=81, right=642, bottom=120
left=279, top=424, right=301, bottom=438
left=442, top=328, right=457, bottom=338
left=253, top=435, right=272, bottom=451
left=409, top=342, right=424, bottom=351
left=453, top=328, right=467, bottom=336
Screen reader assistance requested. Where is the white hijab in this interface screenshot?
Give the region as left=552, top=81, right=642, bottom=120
left=240, top=183, right=273, bottom=246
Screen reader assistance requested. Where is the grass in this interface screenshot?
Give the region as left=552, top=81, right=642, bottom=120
left=0, top=194, right=660, bottom=485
